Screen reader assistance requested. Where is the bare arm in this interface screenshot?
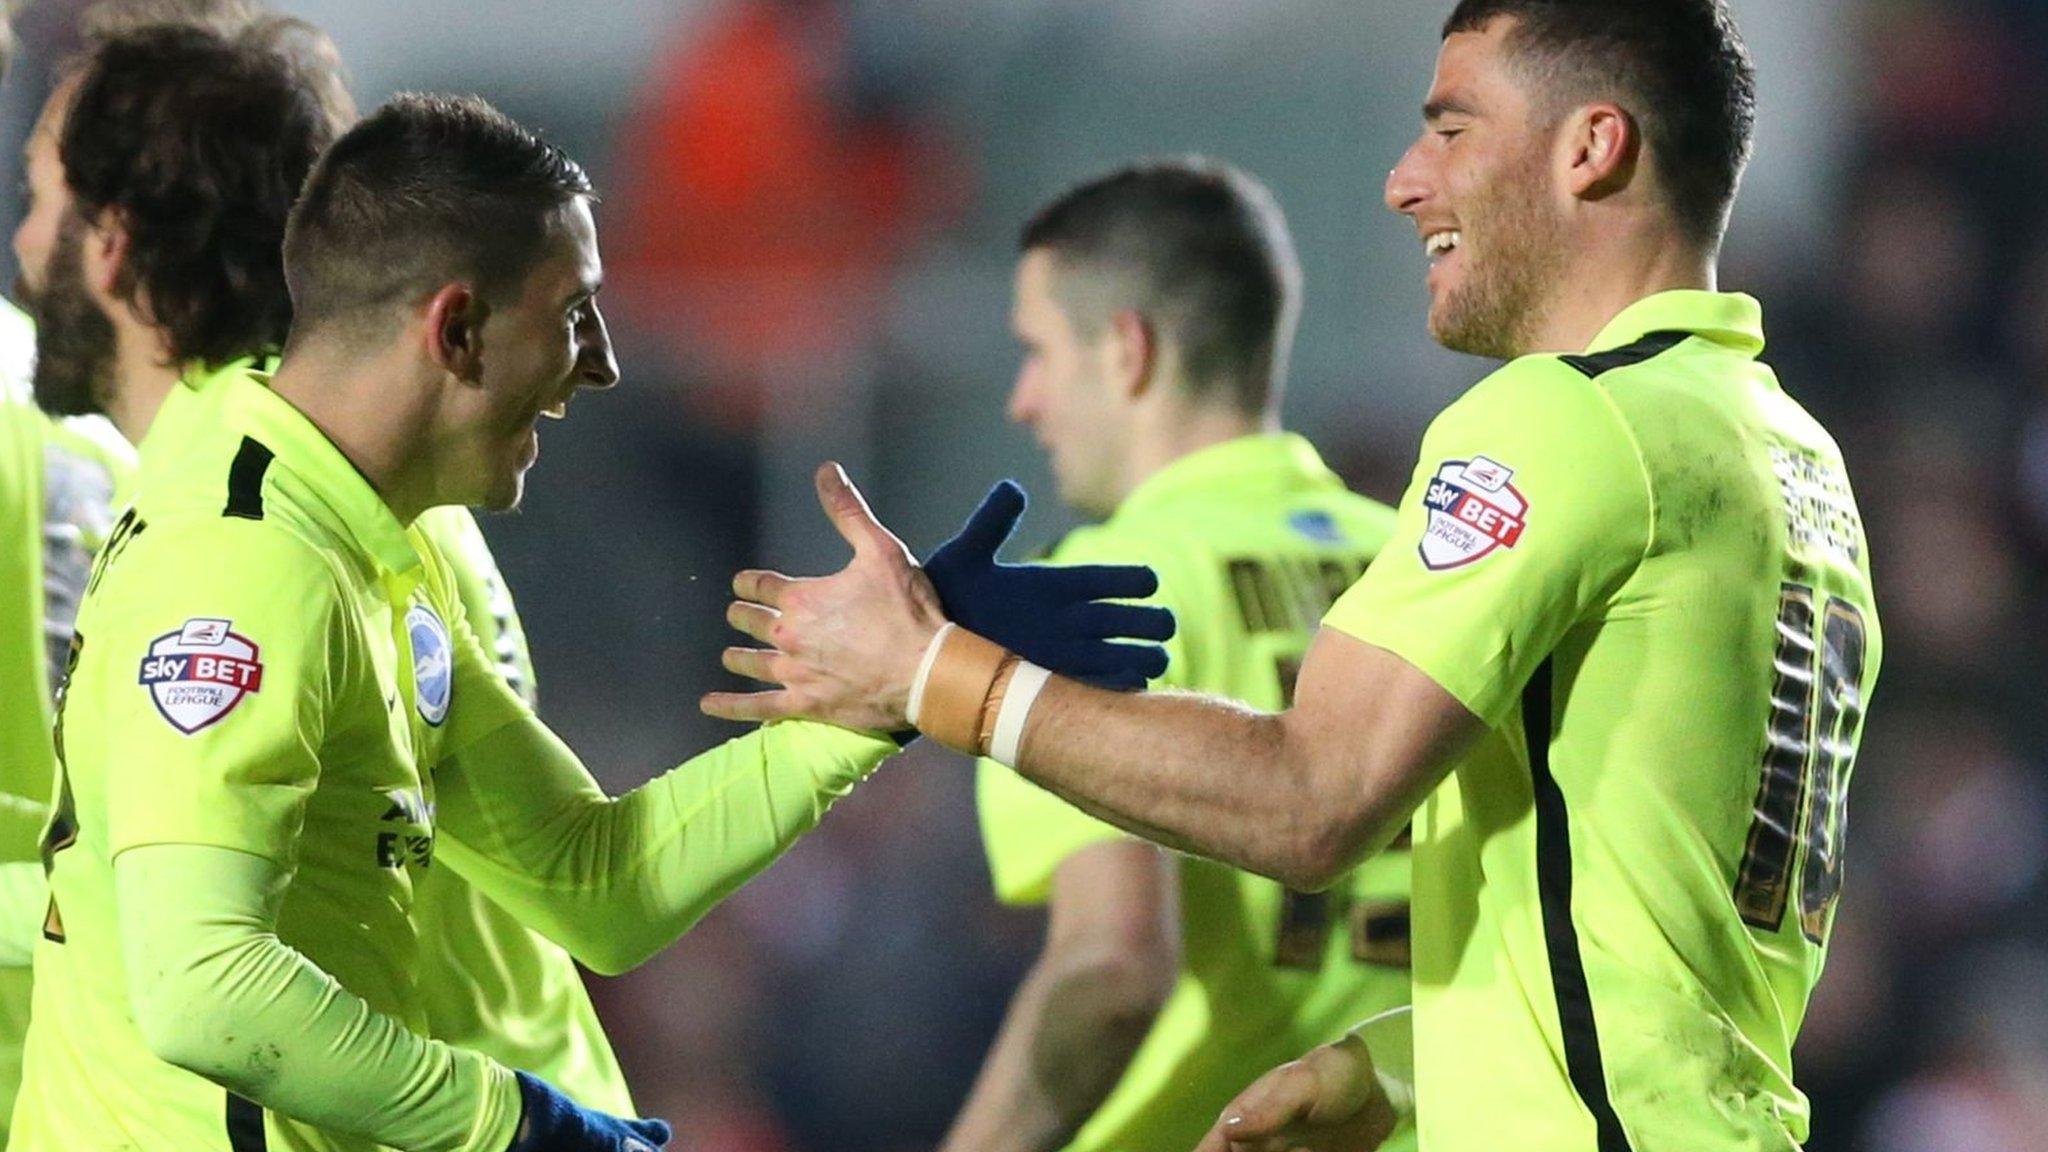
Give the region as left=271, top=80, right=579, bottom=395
left=1006, top=628, right=1476, bottom=889
left=941, top=842, right=1180, bottom=1152
left=704, top=465, right=1481, bottom=891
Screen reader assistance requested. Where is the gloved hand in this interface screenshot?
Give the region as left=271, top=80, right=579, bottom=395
left=511, top=1072, right=671, bottom=1152
left=923, top=481, right=1175, bottom=691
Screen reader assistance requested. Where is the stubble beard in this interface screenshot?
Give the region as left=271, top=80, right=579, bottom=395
left=1430, top=153, right=1565, bottom=362
left=20, top=216, right=118, bottom=419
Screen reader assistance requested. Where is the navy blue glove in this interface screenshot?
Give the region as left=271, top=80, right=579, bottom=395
left=511, top=1072, right=671, bottom=1152
left=923, top=481, right=1175, bottom=691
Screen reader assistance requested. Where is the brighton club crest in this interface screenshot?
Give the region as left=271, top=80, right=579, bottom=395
left=137, top=618, right=264, bottom=734
left=407, top=604, right=452, bottom=727
left=1419, top=456, right=1528, bottom=571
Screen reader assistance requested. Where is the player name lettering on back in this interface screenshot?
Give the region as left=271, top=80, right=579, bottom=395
left=1225, top=553, right=1372, bottom=636
left=1771, top=447, right=1862, bottom=566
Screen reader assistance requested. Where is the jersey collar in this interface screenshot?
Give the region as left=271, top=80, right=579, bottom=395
left=1114, top=432, right=1341, bottom=521
left=136, top=354, right=273, bottom=462
left=221, top=369, right=421, bottom=576
left=1583, top=290, right=1765, bottom=359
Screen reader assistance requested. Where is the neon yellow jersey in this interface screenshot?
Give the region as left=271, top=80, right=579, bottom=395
left=0, top=298, right=132, bottom=1146
left=17, top=369, right=526, bottom=1150
left=409, top=505, right=634, bottom=1116
left=977, top=433, right=1415, bottom=1152
left=1323, top=293, right=1881, bottom=1152
left=0, top=301, right=133, bottom=855
left=144, top=363, right=634, bottom=1114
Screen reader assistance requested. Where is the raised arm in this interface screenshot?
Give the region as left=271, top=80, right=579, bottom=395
left=704, top=465, right=1478, bottom=890
left=432, top=712, right=896, bottom=976
left=430, top=476, right=1174, bottom=973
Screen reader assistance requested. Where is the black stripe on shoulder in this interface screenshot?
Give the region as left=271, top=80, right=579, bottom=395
left=223, top=437, right=275, bottom=521
left=225, top=1092, right=268, bottom=1151
left=1559, top=330, right=1691, bottom=380
left=1524, top=659, right=1635, bottom=1152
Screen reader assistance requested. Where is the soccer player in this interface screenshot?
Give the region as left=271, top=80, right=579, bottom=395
left=941, top=160, right=1412, bottom=1152
left=14, top=91, right=1168, bottom=1150
left=708, top=2, right=1882, bottom=1149
left=9, top=9, right=642, bottom=1116
left=0, top=2, right=137, bottom=1138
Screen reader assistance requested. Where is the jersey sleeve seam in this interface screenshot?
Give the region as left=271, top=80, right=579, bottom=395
left=1568, top=364, right=1659, bottom=580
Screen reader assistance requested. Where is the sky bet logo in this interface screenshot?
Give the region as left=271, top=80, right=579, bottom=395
left=1419, top=456, right=1528, bottom=571
left=138, top=617, right=265, bottom=734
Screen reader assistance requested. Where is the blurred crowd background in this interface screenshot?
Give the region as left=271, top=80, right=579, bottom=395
left=1, top=0, right=2038, bottom=1149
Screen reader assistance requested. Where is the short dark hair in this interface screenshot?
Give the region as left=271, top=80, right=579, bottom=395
left=1019, top=158, right=1301, bottom=415
left=283, top=93, right=595, bottom=337
left=1445, top=0, right=1757, bottom=246
left=59, top=22, right=346, bottom=366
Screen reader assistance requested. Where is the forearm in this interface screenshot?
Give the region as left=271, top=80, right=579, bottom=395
left=1006, top=682, right=1388, bottom=890
left=117, top=844, right=520, bottom=1152
left=437, top=718, right=895, bottom=974
left=943, top=951, right=1164, bottom=1152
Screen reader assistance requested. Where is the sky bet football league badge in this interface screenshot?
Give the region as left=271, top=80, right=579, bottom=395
left=137, top=617, right=265, bottom=734
left=1419, top=456, right=1527, bottom=571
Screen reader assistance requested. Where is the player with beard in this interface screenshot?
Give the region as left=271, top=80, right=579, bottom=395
left=0, top=2, right=135, bottom=1139
left=707, top=2, right=1881, bottom=1150
left=8, top=5, right=650, bottom=1118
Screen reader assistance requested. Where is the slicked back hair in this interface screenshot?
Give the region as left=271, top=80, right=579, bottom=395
left=283, top=94, right=594, bottom=341
left=1444, top=0, right=1757, bottom=247
left=1020, top=158, right=1302, bottom=417
left=58, top=23, right=344, bottom=366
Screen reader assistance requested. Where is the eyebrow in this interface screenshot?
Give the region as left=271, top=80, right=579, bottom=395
left=562, top=279, right=603, bottom=308
left=1424, top=95, right=1478, bottom=122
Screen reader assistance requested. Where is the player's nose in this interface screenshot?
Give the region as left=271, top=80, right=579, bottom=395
left=577, top=305, right=620, bottom=390
left=1006, top=371, right=1038, bottom=426
left=1385, top=138, right=1431, bottom=216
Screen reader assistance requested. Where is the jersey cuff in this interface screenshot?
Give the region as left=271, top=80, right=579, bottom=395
left=1319, top=613, right=1509, bottom=727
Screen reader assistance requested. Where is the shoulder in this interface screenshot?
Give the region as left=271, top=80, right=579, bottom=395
left=111, top=513, right=346, bottom=608
left=413, top=504, right=483, bottom=554
left=1429, top=354, right=1650, bottom=474
left=410, top=506, right=514, bottom=609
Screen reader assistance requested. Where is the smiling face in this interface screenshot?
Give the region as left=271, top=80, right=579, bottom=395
left=1384, top=19, right=1566, bottom=360
left=1006, top=249, right=1133, bottom=520
left=450, top=195, right=617, bottom=511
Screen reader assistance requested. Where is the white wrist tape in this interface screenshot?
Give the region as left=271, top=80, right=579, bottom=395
left=987, top=662, right=1051, bottom=766
left=905, top=624, right=957, bottom=728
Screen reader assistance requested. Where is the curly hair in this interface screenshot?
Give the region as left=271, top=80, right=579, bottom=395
left=57, top=20, right=348, bottom=365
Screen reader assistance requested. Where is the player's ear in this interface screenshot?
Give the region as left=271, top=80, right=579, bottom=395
left=80, top=208, right=133, bottom=307
left=424, top=283, right=486, bottom=384
left=1559, top=102, right=1638, bottom=202
left=1107, top=307, right=1157, bottom=401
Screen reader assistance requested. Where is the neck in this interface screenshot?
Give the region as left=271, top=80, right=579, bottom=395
left=267, top=341, right=442, bottom=524
left=105, top=324, right=183, bottom=445
left=1521, top=231, right=1715, bottom=355
left=1118, top=396, right=1273, bottom=503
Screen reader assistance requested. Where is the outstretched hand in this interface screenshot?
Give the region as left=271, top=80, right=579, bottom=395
left=702, top=463, right=949, bottom=732
left=1192, top=1033, right=1398, bottom=1152
left=923, top=480, right=1174, bottom=691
